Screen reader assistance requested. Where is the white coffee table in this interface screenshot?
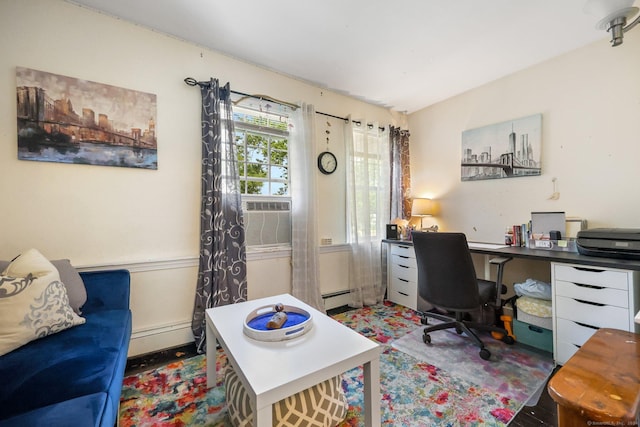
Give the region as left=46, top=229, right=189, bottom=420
left=206, top=293, right=381, bottom=427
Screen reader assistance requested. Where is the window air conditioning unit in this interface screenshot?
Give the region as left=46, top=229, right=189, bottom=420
left=242, top=200, right=291, bottom=247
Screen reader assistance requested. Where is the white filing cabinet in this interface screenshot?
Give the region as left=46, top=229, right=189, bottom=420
left=552, top=262, right=640, bottom=365
left=387, top=243, right=418, bottom=310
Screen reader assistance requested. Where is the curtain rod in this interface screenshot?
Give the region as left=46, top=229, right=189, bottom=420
left=184, top=77, right=385, bottom=131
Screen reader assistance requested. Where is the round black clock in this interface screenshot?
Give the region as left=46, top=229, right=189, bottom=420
left=317, top=151, right=337, bottom=175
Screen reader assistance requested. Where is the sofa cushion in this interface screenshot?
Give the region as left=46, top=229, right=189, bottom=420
left=0, top=308, right=131, bottom=421
left=0, top=257, right=87, bottom=315
left=0, top=392, right=109, bottom=427
left=0, top=249, right=85, bottom=356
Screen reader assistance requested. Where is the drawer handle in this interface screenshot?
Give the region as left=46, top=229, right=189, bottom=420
left=398, top=291, right=409, bottom=297
left=398, top=255, right=410, bottom=259
left=398, top=278, right=409, bottom=283
left=574, top=321, right=599, bottom=330
left=574, top=298, right=605, bottom=307
left=398, top=246, right=411, bottom=249
left=573, top=266, right=605, bottom=273
left=398, top=265, right=410, bottom=269
left=528, top=325, right=545, bottom=333
left=573, top=282, right=605, bottom=290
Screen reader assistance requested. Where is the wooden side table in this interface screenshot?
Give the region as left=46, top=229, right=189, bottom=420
left=547, top=328, right=640, bottom=426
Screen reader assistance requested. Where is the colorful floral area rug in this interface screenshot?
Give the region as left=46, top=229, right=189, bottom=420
left=119, top=302, right=554, bottom=426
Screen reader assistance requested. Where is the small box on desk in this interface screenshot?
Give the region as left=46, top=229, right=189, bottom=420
left=513, top=319, right=553, bottom=353
left=529, top=238, right=577, bottom=253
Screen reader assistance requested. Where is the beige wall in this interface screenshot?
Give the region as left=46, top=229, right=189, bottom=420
left=408, top=30, right=640, bottom=287
left=0, top=0, right=403, bottom=355
left=408, top=31, right=640, bottom=242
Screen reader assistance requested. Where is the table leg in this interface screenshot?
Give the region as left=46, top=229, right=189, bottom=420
left=363, top=358, right=381, bottom=427
left=205, top=320, right=217, bottom=389
left=253, top=397, right=272, bottom=427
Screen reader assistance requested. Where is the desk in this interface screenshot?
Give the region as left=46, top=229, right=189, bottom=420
left=384, top=239, right=640, bottom=364
left=547, top=328, right=640, bottom=426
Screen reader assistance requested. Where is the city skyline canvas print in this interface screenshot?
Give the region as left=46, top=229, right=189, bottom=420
left=16, top=67, right=157, bottom=169
left=461, top=114, right=542, bottom=181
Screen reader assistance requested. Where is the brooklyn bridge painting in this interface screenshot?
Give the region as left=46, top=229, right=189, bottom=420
left=461, top=114, right=541, bottom=181
left=16, top=67, right=157, bottom=169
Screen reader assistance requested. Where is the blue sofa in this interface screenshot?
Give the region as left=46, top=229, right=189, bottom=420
left=0, top=269, right=132, bottom=427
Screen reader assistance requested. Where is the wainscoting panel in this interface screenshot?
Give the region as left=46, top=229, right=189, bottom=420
left=76, top=246, right=351, bottom=356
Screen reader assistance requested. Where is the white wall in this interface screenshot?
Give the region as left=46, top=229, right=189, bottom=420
left=408, top=30, right=640, bottom=288
left=0, top=0, right=404, bottom=355
left=408, top=31, right=640, bottom=243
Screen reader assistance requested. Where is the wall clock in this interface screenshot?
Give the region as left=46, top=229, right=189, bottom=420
left=317, top=151, right=337, bottom=175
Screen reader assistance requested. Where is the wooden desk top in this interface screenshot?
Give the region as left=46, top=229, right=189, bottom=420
left=547, top=328, right=640, bottom=423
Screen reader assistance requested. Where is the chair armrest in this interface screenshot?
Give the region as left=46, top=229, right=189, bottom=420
left=79, top=269, right=131, bottom=313
left=489, top=257, right=513, bottom=306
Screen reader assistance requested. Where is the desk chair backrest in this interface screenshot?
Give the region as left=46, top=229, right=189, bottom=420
left=412, top=232, right=481, bottom=312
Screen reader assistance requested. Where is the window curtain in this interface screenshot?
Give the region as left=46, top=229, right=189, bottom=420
left=390, top=127, right=412, bottom=220
left=346, top=120, right=390, bottom=307
left=290, top=103, right=324, bottom=311
left=191, top=78, right=248, bottom=354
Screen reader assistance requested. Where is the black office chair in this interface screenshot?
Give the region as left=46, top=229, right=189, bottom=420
left=412, top=231, right=514, bottom=360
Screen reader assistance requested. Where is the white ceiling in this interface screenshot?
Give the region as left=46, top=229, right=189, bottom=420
left=66, top=0, right=621, bottom=113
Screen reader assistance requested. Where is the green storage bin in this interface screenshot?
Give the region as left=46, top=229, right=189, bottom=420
left=513, top=319, right=553, bottom=353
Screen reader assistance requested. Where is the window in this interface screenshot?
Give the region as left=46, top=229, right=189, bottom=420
left=233, top=102, right=292, bottom=247
left=349, top=125, right=390, bottom=240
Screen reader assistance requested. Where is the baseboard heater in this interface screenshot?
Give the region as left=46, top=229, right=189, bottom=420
left=322, top=290, right=350, bottom=299
left=322, top=290, right=350, bottom=311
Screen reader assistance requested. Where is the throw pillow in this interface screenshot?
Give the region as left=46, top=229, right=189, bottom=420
left=0, top=258, right=87, bottom=314
left=51, top=259, right=87, bottom=314
left=0, top=248, right=85, bottom=356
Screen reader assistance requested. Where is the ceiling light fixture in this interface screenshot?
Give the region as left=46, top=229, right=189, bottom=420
left=585, top=0, right=640, bottom=46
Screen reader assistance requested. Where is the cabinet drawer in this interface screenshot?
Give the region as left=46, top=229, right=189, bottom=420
left=391, top=276, right=417, bottom=298
left=390, top=244, right=415, bottom=259
left=388, top=288, right=417, bottom=310
left=391, top=262, right=417, bottom=282
left=555, top=296, right=630, bottom=330
left=555, top=340, right=582, bottom=365
left=555, top=280, right=628, bottom=308
left=391, top=254, right=417, bottom=270
left=553, top=264, right=629, bottom=290
left=556, top=317, right=599, bottom=347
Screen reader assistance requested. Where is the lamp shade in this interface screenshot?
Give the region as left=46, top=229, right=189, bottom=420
left=411, top=198, right=434, bottom=217
left=584, top=0, right=637, bottom=28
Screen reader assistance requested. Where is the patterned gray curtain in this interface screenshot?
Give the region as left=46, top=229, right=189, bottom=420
left=390, top=127, right=411, bottom=220
left=191, top=78, right=248, bottom=353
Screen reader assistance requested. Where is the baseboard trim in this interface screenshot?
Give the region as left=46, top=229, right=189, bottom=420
left=128, top=320, right=194, bottom=357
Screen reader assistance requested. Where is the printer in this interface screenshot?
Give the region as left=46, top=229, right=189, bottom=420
left=577, top=228, right=640, bottom=260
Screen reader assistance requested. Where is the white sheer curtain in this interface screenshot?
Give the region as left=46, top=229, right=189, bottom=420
left=346, top=119, right=390, bottom=307
left=290, top=103, right=325, bottom=312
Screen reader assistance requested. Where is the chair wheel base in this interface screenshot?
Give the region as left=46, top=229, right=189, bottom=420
left=423, top=332, right=431, bottom=344
left=479, top=348, right=491, bottom=360
left=501, top=335, right=515, bottom=345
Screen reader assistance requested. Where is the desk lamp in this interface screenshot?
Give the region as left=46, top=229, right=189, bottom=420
left=411, top=198, right=438, bottom=232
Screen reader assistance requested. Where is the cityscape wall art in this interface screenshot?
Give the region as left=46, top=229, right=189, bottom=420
left=16, top=67, right=157, bottom=169
left=461, top=114, right=542, bottom=181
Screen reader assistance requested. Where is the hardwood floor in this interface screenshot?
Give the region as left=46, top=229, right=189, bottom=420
left=125, top=342, right=199, bottom=376
left=125, top=306, right=558, bottom=426
left=510, top=367, right=559, bottom=426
